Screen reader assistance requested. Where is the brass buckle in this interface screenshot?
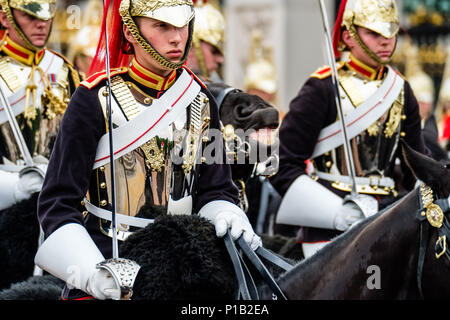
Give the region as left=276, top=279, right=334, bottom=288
left=435, top=235, right=447, bottom=259
left=426, top=203, right=444, bottom=228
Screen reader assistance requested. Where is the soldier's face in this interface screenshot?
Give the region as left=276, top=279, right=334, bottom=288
left=343, top=27, right=396, bottom=68
left=125, top=17, right=189, bottom=76
left=186, top=40, right=223, bottom=76
left=200, top=41, right=224, bottom=75
left=6, top=9, right=52, bottom=48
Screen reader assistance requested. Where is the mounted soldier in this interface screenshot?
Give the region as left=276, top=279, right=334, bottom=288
left=34, top=0, right=261, bottom=300
left=271, top=0, right=429, bottom=258
left=0, top=0, right=80, bottom=211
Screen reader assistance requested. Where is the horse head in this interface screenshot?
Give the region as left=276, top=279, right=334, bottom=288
left=400, top=139, right=450, bottom=299
left=207, top=82, right=280, bottom=182
left=401, top=139, right=450, bottom=198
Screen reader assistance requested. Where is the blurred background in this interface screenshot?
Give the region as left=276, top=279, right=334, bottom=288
left=47, top=0, right=450, bottom=149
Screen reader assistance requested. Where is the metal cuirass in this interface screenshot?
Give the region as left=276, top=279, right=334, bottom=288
left=312, top=68, right=405, bottom=195
left=93, top=76, right=211, bottom=239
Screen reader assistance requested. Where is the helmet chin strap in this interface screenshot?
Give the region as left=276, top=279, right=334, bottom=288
left=3, top=6, right=51, bottom=52
left=348, top=24, right=396, bottom=66
left=192, top=37, right=209, bottom=78
left=120, top=6, right=194, bottom=71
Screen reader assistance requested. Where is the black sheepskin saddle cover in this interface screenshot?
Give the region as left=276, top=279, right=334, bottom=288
left=119, top=214, right=237, bottom=300
left=0, top=193, right=40, bottom=290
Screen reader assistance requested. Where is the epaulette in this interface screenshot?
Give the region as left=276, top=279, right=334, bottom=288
left=80, top=67, right=128, bottom=90
left=182, top=65, right=207, bottom=89
left=390, top=66, right=406, bottom=81
left=47, top=49, right=82, bottom=86
left=310, top=61, right=345, bottom=79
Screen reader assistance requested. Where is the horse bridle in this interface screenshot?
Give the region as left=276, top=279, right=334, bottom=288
left=223, top=231, right=293, bottom=300
left=416, top=183, right=450, bottom=298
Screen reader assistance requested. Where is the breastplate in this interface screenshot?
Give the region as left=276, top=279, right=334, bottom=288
left=93, top=76, right=211, bottom=238
left=312, top=69, right=405, bottom=195
left=0, top=54, right=69, bottom=163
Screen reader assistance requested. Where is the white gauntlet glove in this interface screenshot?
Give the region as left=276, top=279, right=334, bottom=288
left=14, top=156, right=48, bottom=203
left=333, top=202, right=364, bottom=231
left=86, top=268, right=120, bottom=300
left=0, top=159, right=47, bottom=209
left=199, top=200, right=262, bottom=250
left=14, top=169, right=45, bottom=202
left=35, top=224, right=133, bottom=300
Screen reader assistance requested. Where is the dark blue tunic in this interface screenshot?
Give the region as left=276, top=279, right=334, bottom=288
left=37, top=68, right=238, bottom=299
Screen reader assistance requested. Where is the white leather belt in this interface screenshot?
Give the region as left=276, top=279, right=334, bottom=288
left=311, top=66, right=404, bottom=158
left=314, top=171, right=395, bottom=188
left=83, top=197, right=153, bottom=228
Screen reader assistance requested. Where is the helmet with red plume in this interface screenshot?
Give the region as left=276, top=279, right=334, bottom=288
left=89, top=0, right=195, bottom=76
left=332, top=0, right=399, bottom=64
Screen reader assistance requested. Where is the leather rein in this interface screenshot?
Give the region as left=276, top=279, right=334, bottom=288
left=416, top=183, right=450, bottom=298
left=223, top=231, right=293, bottom=300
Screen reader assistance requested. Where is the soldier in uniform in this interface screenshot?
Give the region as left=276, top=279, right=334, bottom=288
left=0, top=0, right=80, bottom=211
left=186, top=0, right=224, bottom=82
left=270, top=0, right=429, bottom=258
left=34, top=0, right=261, bottom=300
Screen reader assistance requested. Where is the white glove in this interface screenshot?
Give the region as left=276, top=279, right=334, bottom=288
left=86, top=268, right=120, bottom=300
left=333, top=202, right=364, bottom=231
left=199, top=200, right=262, bottom=250
left=14, top=169, right=45, bottom=202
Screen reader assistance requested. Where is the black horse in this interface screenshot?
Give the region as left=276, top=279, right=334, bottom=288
left=257, top=140, right=450, bottom=299
left=1, top=140, right=449, bottom=299
left=207, top=82, right=281, bottom=232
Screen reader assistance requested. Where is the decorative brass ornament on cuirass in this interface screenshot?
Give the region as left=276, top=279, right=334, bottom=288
left=313, top=68, right=405, bottom=196
left=96, top=75, right=211, bottom=233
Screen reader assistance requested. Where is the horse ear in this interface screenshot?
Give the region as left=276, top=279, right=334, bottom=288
left=401, top=139, right=450, bottom=196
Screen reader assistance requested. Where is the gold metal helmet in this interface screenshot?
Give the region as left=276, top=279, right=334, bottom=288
left=0, top=0, right=56, bottom=50
left=192, top=0, right=225, bottom=78
left=119, top=0, right=195, bottom=70
left=66, top=0, right=101, bottom=71
left=244, top=30, right=277, bottom=96
left=405, top=40, right=434, bottom=105
left=339, top=0, right=400, bottom=64
left=342, top=0, right=399, bottom=39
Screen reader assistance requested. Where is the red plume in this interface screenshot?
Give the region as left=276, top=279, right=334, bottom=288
left=88, top=0, right=132, bottom=76
left=332, top=0, right=348, bottom=59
